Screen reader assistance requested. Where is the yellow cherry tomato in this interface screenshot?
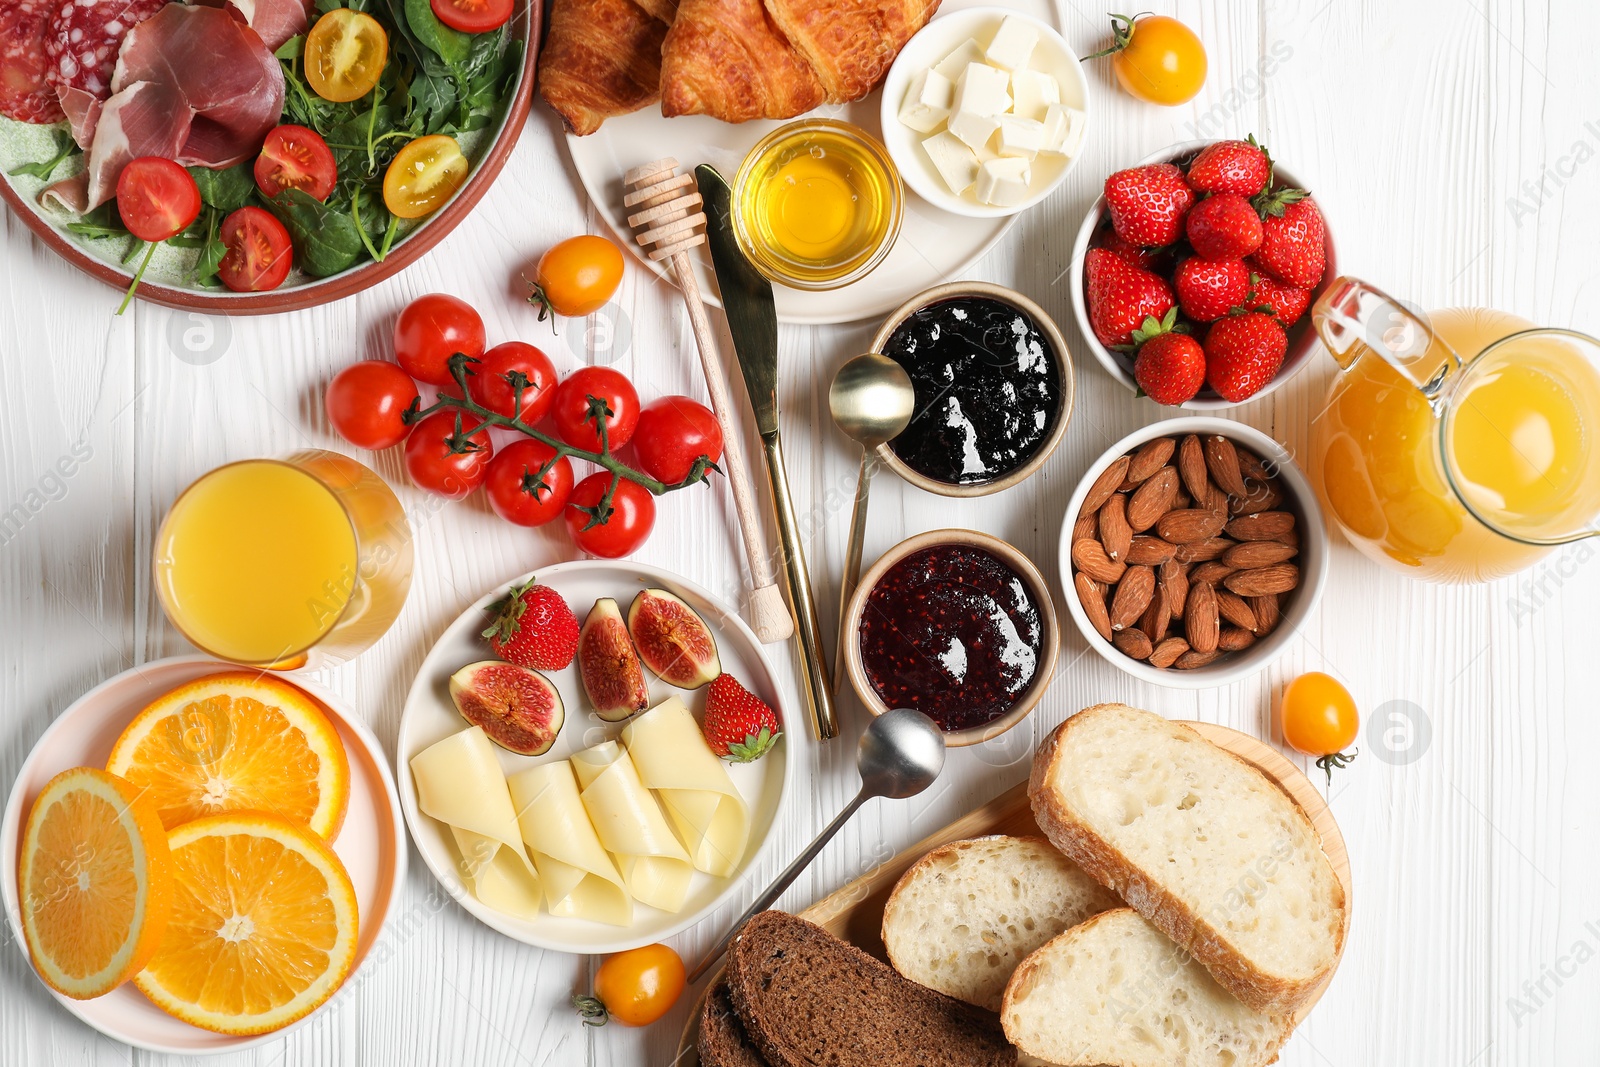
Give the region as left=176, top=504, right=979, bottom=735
left=1280, top=671, right=1359, bottom=783
left=305, top=9, right=389, bottom=103
left=527, top=235, right=625, bottom=319
left=383, top=135, right=469, bottom=219
left=1092, top=13, right=1207, bottom=106
left=574, top=944, right=685, bottom=1028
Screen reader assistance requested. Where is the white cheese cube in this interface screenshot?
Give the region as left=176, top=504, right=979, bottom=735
left=948, top=109, right=1000, bottom=154
left=1039, top=103, right=1087, bottom=157
left=898, top=67, right=954, bottom=133
left=922, top=131, right=981, bottom=195
left=985, top=15, right=1039, bottom=71
left=995, top=115, right=1046, bottom=160
left=976, top=156, right=1032, bottom=207
left=933, top=38, right=985, bottom=82
left=1011, top=69, right=1061, bottom=121
left=953, top=62, right=1012, bottom=116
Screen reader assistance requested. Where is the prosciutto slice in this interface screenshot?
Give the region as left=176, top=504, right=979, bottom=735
left=193, top=0, right=311, bottom=53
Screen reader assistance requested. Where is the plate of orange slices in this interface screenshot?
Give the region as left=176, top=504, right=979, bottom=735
left=1, top=656, right=405, bottom=1054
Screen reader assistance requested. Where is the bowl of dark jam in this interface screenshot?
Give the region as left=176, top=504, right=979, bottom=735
left=869, top=282, right=1074, bottom=497
left=842, top=529, right=1061, bottom=747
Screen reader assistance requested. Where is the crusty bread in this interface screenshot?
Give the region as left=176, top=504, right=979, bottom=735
left=1028, top=703, right=1347, bottom=1015
left=882, top=835, right=1120, bottom=1011
left=1001, top=908, right=1293, bottom=1067
left=725, top=910, right=1014, bottom=1067
left=699, top=983, right=769, bottom=1067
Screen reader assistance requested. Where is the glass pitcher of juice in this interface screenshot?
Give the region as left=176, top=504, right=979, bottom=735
left=1308, top=277, right=1600, bottom=583
left=154, top=451, right=413, bottom=668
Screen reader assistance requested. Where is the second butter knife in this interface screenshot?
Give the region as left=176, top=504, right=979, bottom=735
left=695, top=164, right=838, bottom=742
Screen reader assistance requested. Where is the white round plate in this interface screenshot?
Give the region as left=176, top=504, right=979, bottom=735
left=1, top=656, right=408, bottom=1055
left=396, top=559, right=795, bottom=955
left=563, top=0, right=1063, bottom=325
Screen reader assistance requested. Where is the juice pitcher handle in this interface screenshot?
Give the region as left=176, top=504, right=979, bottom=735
left=1311, top=276, right=1462, bottom=409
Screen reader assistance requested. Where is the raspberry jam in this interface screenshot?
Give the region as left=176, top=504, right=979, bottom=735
left=857, top=544, right=1043, bottom=732
left=883, top=296, right=1060, bottom=485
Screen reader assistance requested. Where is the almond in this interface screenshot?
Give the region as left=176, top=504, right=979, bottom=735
left=1159, top=558, right=1188, bottom=619
left=1279, top=526, right=1301, bottom=548
left=1173, top=649, right=1220, bottom=670
left=1235, top=446, right=1272, bottom=483
left=1185, top=581, right=1219, bottom=654
left=1229, top=479, right=1283, bottom=515
left=1126, top=467, right=1179, bottom=532
left=1126, top=535, right=1177, bottom=566
left=1216, top=589, right=1259, bottom=632
left=1251, top=593, right=1282, bottom=634
left=1099, top=493, right=1133, bottom=561
left=1178, top=434, right=1208, bottom=501
left=1225, top=511, right=1296, bottom=541
left=1072, top=513, right=1098, bottom=544
left=1075, top=572, right=1113, bottom=641
left=1127, top=437, right=1177, bottom=483
left=1204, top=435, right=1248, bottom=499
left=1175, top=537, right=1232, bottom=563
left=1172, top=488, right=1193, bottom=509
left=1218, top=626, right=1257, bottom=652
left=1223, top=540, right=1298, bottom=569
left=1189, top=561, right=1235, bottom=586
left=1081, top=455, right=1131, bottom=517
left=1071, top=538, right=1126, bottom=584
left=1224, top=564, right=1300, bottom=597
left=1156, top=508, right=1227, bottom=544
left=1148, top=637, right=1190, bottom=669
left=1108, top=565, right=1156, bottom=631
left=1138, top=582, right=1169, bottom=643
left=1113, top=628, right=1154, bottom=660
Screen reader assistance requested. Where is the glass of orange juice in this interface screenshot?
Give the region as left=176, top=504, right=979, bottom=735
left=1309, top=277, right=1600, bottom=583
left=153, top=451, right=413, bottom=668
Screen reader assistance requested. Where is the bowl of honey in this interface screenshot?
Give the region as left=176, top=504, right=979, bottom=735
left=732, top=119, right=904, bottom=291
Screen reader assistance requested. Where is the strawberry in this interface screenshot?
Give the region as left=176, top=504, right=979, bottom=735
left=1204, top=311, right=1289, bottom=403
left=1095, top=226, right=1160, bottom=271
left=1252, top=191, right=1326, bottom=289
left=1103, top=163, right=1195, bottom=247
left=1129, top=310, right=1206, bottom=406
left=1186, top=137, right=1270, bottom=197
left=1243, top=263, right=1313, bottom=325
left=1174, top=257, right=1252, bottom=322
left=1185, top=193, right=1263, bottom=260
left=483, top=577, right=580, bottom=671
left=701, top=673, right=781, bottom=762
left=1084, top=248, right=1176, bottom=348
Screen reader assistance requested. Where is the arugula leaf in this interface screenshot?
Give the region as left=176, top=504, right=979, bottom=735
left=65, top=203, right=128, bottom=240
left=9, top=131, right=76, bottom=181
left=275, top=34, right=305, bottom=59
left=189, top=210, right=228, bottom=287
left=403, top=0, right=471, bottom=69
left=268, top=188, right=364, bottom=277
left=188, top=164, right=256, bottom=212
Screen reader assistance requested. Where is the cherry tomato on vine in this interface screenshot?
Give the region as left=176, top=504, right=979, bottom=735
left=325, top=360, right=420, bottom=450
left=573, top=944, right=685, bottom=1028
left=116, top=157, right=201, bottom=242
left=305, top=9, right=388, bottom=103
left=468, top=341, right=559, bottom=423
left=566, top=474, right=655, bottom=558
left=217, top=206, right=294, bottom=292
left=1279, top=671, right=1359, bottom=784
left=254, top=124, right=337, bottom=201
left=383, top=134, right=468, bottom=219
left=430, top=0, right=512, bottom=33
left=633, top=396, right=723, bottom=484
left=484, top=440, right=573, bottom=527
left=552, top=367, right=639, bottom=452
left=404, top=411, right=493, bottom=499
left=527, top=235, right=624, bottom=319
left=394, top=293, right=486, bottom=386
left=1090, top=13, right=1207, bottom=106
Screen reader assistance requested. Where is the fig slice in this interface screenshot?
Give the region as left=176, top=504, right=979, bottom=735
left=448, top=661, right=566, bottom=755
left=627, top=588, right=722, bottom=690
left=579, top=598, right=650, bottom=722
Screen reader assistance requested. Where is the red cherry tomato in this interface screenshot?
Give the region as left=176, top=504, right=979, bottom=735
left=254, top=124, right=338, bottom=201
left=468, top=341, right=559, bottom=423
left=325, top=360, right=420, bottom=450
left=403, top=410, right=493, bottom=499
left=394, top=293, right=486, bottom=386
left=115, top=157, right=201, bottom=242
left=217, top=206, right=293, bottom=292
left=566, top=474, right=655, bottom=558
left=429, top=0, right=512, bottom=33
left=632, top=396, right=724, bottom=484
left=484, top=440, right=574, bottom=527
left=552, top=367, right=639, bottom=452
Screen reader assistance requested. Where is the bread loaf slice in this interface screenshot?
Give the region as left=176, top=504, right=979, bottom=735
left=725, top=910, right=1014, bottom=1067
left=882, top=835, right=1120, bottom=1010
left=1001, top=908, right=1293, bottom=1067
left=1028, top=703, right=1346, bottom=1014
left=698, top=983, right=769, bottom=1067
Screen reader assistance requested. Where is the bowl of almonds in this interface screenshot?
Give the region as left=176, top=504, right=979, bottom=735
left=1058, top=418, right=1328, bottom=688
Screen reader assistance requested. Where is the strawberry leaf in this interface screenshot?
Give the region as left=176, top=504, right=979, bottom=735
left=723, top=727, right=779, bottom=763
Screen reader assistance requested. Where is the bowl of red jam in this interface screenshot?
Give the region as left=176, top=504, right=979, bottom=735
left=842, top=529, right=1061, bottom=746
left=869, top=282, right=1075, bottom=498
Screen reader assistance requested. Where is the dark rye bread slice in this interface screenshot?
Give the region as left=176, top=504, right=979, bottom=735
left=699, top=983, right=770, bottom=1067
left=725, top=910, right=1014, bottom=1067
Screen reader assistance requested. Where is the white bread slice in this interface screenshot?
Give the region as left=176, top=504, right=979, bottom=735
left=1028, top=704, right=1346, bottom=1015
left=882, top=835, right=1120, bottom=1010
left=1001, top=908, right=1293, bottom=1067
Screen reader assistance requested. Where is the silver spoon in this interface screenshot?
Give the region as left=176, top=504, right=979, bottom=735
left=687, top=707, right=946, bottom=982
left=829, top=354, right=915, bottom=659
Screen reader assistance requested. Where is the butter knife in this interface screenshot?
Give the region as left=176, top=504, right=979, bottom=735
left=695, top=164, right=838, bottom=742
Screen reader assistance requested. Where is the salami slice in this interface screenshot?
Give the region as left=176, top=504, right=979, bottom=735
left=43, top=0, right=167, bottom=98
left=0, top=0, right=64, bottom=123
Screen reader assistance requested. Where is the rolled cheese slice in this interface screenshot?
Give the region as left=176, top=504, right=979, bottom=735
left=572, top=740, right=694, bottom=913
left=507, top=760, right=632, bottom=927
left=623, top=698, right=750, bottom=877
left=410, top=727, right=543, bottom=920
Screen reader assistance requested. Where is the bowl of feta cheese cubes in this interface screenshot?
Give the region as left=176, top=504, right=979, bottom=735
left=880, top=6, right=1088, bottom=217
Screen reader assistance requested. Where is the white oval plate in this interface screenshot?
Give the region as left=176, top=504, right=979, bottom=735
left=1, top=656, right=408, bottom=1055
left=396, top=559, right=794, bottom=954
left=562, top=0, right=1062, bottom=325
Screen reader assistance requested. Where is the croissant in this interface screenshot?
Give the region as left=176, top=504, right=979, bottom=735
left=763, top=0, right=941, bottom=103
left=658, top=0, right=824, bottom=122
left=537, top=0, right=669, bottom=136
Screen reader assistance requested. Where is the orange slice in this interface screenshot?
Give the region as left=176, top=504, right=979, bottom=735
left=18, top=767, right=174, bottom=999
left=132, top=812, right=360, bottom=1035
left=106, top=672, right=350, bottom=839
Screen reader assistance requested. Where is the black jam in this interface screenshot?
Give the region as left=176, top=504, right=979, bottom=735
left=883, top=296, right=1059, bottom=485
left=858, top=544, right=1043, bottom=733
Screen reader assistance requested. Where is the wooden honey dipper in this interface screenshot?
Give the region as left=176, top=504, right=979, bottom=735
left=623, top=158, right=793, bottom=644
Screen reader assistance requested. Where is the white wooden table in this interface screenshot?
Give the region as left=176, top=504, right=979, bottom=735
left=4, top=0, right=1599, bottom=1063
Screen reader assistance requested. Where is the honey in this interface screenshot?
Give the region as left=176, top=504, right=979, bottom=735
left=733, top=119, right=902, bottom=290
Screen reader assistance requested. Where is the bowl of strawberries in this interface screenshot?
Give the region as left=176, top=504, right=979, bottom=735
left=1068, top=138, right=1335, bottom=408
